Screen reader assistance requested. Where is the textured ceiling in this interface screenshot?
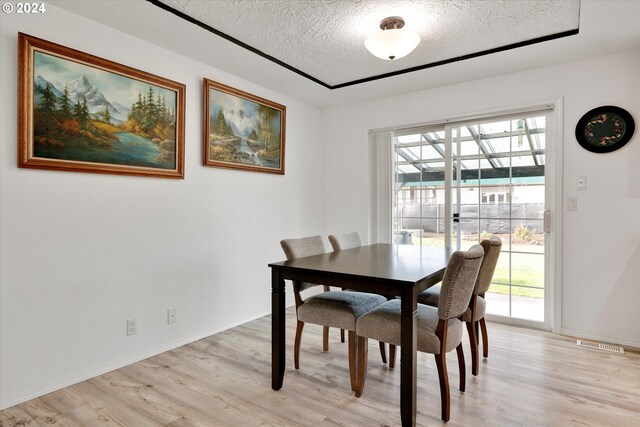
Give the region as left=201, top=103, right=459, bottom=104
left=157, top=0, right=580, bottom=87
left=52, top=0, right=640, bottom=107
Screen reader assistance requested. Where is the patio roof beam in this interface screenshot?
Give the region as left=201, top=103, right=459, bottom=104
left=395, top=148, right=423, bottom=172
left=523, top=120, right=540, bottom=166
left=395, top=128, right=545, bottom=148
left=467, top=125, right=500, bottom=169
left=421, top=133, right=446, bottom=158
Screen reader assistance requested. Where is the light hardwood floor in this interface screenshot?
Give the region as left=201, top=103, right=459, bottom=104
left=2, top=308, right=639, bottom=426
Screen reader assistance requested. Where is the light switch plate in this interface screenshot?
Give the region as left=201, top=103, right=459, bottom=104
left=567, top=197, right=577, bottom=211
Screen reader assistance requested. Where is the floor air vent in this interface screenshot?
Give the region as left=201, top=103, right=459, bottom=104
left=577, top=339, right=624, bottom=353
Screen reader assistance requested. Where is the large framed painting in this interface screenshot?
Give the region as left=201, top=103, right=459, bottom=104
left=203, top=78, right=286, bottom=174
left=18, top=33, right=186, bottom=178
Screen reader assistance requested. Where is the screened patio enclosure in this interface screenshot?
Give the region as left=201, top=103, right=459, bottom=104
left=393, top=114, right=548, bottom=322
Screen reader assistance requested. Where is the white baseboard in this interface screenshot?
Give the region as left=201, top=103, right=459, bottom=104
left=560, top=327, right=640, bottom=350
left=485, top=318, right=640, bottom=350
left=0, top=311, right=271, bottom=410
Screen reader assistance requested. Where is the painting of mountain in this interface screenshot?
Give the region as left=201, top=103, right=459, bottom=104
left=203, top=78, right=286, bottom=175
left=66, top=74, right=117, bottom=116
left=110, top=101, right=131, bottom=122
left=34, top=75, right=63, bottom=97
left=20, top=37, right=185, bottom=181
left=19, top=34, right=184, bottom=177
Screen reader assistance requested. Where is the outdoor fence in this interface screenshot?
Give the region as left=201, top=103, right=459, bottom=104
left=398, top=203, right=544, bottom=234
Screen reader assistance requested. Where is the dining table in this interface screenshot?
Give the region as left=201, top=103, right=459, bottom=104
left=269, top=243, right=451, bottom=426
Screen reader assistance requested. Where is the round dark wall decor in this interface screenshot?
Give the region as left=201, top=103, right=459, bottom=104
left=575, top=106, right=635, bottom=153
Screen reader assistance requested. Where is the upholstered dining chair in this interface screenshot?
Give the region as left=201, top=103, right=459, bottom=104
left=328, top=231, right=362, bottom=252
left=280, top=235, right=387, bottom=391
left=328, top=231, right=395, bottom=367
left=354, top=245, right=484, bottom=422
left=327, top=231, right=363, bottom=347
left=417, top=237, right=502, bottom=376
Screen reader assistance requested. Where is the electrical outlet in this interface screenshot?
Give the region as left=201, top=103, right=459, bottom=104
left=576, top=176, right=587, bottom=191
left=167, top=308, right=176, bottom=324
left=127, top=318, right=137, bottom=336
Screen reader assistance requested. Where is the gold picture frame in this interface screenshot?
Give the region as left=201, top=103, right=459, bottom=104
left=18, top=33, right=186, bottom=179
left=203, top=78, right=286, bottom=174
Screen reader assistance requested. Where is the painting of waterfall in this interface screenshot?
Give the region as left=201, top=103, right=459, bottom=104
left=18, top=33, right=185, bottom=178
left=203, top=78, right=286, bottom=174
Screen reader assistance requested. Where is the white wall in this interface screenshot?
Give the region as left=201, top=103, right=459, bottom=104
left=2, top=4, right=639, bottom=412
left=0, top=6, right=323, bottom=408
left=322, top=49, right=640, bottom=348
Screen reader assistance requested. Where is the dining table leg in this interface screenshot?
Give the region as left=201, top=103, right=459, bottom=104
left=400, top=288, right=418, bottom=426
left=272, top=268, right=285, bottom=390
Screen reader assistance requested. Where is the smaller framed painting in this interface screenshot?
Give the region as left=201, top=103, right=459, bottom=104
left=203, top=78, right=286, bottom=174
left=18, top=33, right=186, bottom=178
left=575, top=106, right=635, bottom=153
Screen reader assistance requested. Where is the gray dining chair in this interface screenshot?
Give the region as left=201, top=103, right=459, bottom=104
left=354, top=245, right=484, bottom=422
left=418, top=237, right=502, bottom=376
left=326, top=231, right=363, bottom=348
left=280, top=235, right=387, bottom=391
left=328, top=231, right=396, bottom=367
left=328, top=231, right=362, bottom=251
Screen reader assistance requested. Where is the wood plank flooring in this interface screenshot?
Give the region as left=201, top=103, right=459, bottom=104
left=2, top=308, right=639, bottom=426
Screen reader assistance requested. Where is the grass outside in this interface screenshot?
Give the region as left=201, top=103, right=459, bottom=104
left=409, top=233, right=544, bottom=299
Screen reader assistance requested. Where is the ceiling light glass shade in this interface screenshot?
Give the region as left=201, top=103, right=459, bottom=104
left=365, top=29, right=420, bottom=60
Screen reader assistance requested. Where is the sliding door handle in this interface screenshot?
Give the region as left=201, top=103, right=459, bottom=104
left=453, top=213, right=459, bottom=223
left=543, top=210, right=551, bottom=233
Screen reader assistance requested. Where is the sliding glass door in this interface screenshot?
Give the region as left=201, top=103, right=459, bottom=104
left=393, top=110, right=552, bottom=326
left=394, top=126, right=447, bottom=246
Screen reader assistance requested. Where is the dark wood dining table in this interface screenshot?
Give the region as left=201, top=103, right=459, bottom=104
left=269, top=243, right=451, bottom=426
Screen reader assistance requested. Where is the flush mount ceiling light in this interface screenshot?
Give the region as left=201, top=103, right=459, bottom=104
left=365, top=16, right=421, bottom=61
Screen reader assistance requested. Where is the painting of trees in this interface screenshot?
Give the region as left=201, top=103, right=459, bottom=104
left=204, top=78, right=285, bottom=174
left=19, top=33, right=185, bottom=178
left=33, top=83, right=103, bottom=140
left=212, top=109, right=234, bottom=137
left=126, top=86, right=176, bottom=141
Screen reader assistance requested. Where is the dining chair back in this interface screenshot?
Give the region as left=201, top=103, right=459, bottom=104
left=281, top=235, right=326, bottom=294
left=417, top=236, right=502, bottom=376
left=465, top=237, right=502, bottom=374
left=438, top=246, right=486, bottom=320
left=328, top=231, right=362, bottom=251
left=280, top=235, right=386, bottom=392
left=328, top=231, right=394, bottom=366
left=354, top=245, right=484, bottom=422
left=475, top=237, right=502, bottom=295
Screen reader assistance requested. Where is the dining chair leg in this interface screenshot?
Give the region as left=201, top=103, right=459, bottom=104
left=355, top=336, right=368, bottom=397
left=348, top=331, right=357, bottom=391
left=340, top=328, right=345, bottom=343
left=294, top=320, right=304, bottom=370
left=389, top=344, right=396, bottom=369
left=480, top=318, right=489, bottom=358
left=435, top=319, right=450, bottom=422
left=465, top=321, right=479, bottom=376
left=378, top=342, right=387, bottom=364
left=323, top=326, right=329, bottom=352
left=456, top=343, right=466, bottom=392
left=434, top=353, right=450, bottom=422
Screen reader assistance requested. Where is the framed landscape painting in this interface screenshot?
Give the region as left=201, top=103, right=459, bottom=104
left=203, top=78, right=286, bottom=174
left=18, top=33, right=185, bottom=178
